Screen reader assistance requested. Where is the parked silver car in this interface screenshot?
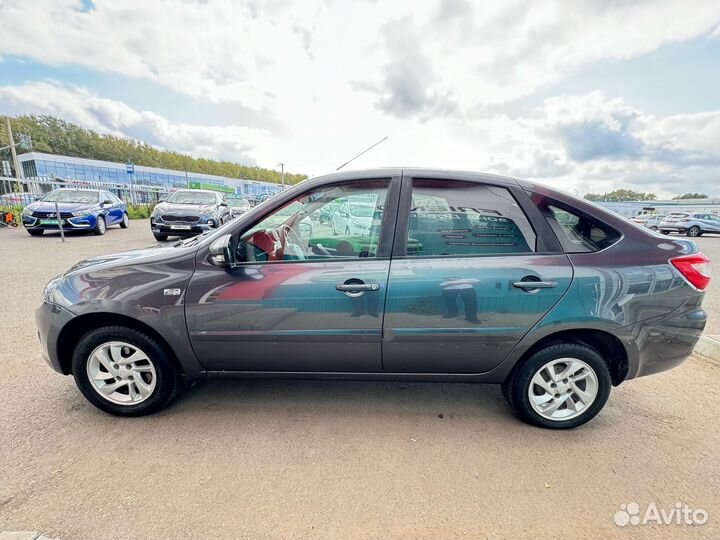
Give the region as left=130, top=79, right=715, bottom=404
left=660, top=212, right=720, bottom=237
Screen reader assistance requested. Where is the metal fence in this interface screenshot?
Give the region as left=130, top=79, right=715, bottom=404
left=0, top=176, right=166, bottom=226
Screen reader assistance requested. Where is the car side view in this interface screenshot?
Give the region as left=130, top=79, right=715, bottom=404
left=36, top=169, right=710, bottom=428
left=22, top=188, right=129, bottom=236
left=659, top=212, right=720, bottom=237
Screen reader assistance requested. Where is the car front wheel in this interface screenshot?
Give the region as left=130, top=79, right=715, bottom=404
left=503, top=343, right=611, bottom=429
left=120, top=213, right=130, bottom=229
left=71, top=326, right=182, bottom=416
left=93, top=215, right=106, bottom=235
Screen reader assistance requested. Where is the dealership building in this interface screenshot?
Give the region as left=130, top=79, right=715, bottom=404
left=16, top=152, right=284, bottom=199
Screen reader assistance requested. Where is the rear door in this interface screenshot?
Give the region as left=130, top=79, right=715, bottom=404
left=382, top=174, right=573, bottom=374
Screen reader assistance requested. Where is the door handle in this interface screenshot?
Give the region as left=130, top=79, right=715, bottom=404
left=336, top=283, right=380, bottom=292
left=512, top=280, right=557, bottom=289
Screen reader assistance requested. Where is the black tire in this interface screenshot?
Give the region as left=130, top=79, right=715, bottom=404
left=687, top=226, right=701, bottom=237
left=661, top=230, right=670, bottom=235
left=27, top=229, right=44, bottom=236
left=119, top=212, right=130, bottom=229
left=650, top=226, right=658, bottom=231
left=153, top=233, right=168, bottom=241
left=71, top=326, right=183, bottom=416
left=93, top=215, right=106, bottom=236
left=503, top=343, right=611, bottom=429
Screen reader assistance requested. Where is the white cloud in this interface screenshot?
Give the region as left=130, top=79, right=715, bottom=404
left=1, top=0, right=719, bottom=112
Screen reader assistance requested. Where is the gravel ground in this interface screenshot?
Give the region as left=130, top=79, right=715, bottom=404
left=1, top=222, right=719, bottom=540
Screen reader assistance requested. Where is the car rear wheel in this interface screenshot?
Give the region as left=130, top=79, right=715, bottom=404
left=687, top=226, right=702, bottom=237
left=661, top=230, right=670, bottom=235
left=119, top=213, right=130, bottom=229
left=153, top=233, right=168, bottom=241
left=503, top=343, right=611, bottom=429
left=93, top=215, right=106, bottom=236
left=650, top=226, right=658, bottom=231
left=27, top=229, right=44, bottom=236
left=71, top=326, right=182, bottom=416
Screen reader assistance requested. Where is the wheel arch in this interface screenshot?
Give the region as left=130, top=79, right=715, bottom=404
left=57, top=312, right=185, bottom=376
left=505, top=328, right=631, bottom=386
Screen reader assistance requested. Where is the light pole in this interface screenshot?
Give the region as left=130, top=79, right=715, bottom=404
left=277, top=162, right=285, bottom=189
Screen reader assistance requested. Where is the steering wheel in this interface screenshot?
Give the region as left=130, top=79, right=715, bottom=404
left=278, top=224, right=306, bottom=260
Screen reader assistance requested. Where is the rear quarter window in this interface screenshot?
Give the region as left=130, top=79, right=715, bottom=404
left=536, top=201, right=621, bottom=253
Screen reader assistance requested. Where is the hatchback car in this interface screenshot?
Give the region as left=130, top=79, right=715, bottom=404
left=150, top=189, right=230, bottom=241
left=36, top=169, right=710, bottom=428
left=227, top=197, right=252, bottom=217
left=660, top=212, right=720, bottom=237
left=22, top=188, right=128, bottom=236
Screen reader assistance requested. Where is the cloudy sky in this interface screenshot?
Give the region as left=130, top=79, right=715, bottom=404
left=1, top=0, right=720, bottom=197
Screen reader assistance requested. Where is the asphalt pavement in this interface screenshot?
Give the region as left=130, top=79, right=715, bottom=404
left=1, top=222, right=718, bottom=539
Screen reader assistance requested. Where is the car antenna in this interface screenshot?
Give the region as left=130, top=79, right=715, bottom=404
left=335, top=136, right=389, bottom=171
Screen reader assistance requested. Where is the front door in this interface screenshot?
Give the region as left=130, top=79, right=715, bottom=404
left=185, top=177, right=400, bottom=372
left=382, top=177, right=573, bottom=373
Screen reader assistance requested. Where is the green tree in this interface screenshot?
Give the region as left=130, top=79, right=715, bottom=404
left=674, top=193, right=708, bottom=199
left=584, top=189, right=656, bottom=202
left=0, top=114, right=308, bottom=185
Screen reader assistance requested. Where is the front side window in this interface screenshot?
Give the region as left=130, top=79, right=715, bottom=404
left=405, top=179, right=536, bottom=257
left=234, top=180, right=390, bottom=263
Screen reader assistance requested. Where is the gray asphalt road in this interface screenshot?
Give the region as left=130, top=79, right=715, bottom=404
left=1, top=222, right=718, bottom=540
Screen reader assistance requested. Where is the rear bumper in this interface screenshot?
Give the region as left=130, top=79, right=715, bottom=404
left=626, top=305, right=707, bottom=379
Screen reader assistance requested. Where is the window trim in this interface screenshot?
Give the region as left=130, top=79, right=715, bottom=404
left=392, top=175, right=563, bottom=259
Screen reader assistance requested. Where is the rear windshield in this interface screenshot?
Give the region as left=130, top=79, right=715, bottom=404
left=535, top=199, right=621, bottom=253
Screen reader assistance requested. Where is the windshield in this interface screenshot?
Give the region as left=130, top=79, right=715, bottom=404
left=166, top=191, right=217, bottom=205
left=229, top=199, right=249, bottom=207
left=42, top=190, right=100, bottom=204
left=350, top=205, right=374, bottom=217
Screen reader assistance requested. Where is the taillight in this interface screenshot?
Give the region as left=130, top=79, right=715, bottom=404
left=671, top=253, right=711, bottom=290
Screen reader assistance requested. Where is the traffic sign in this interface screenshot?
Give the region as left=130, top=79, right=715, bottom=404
left=126, top=162, right=135, bottom=174
left=1, top=160, right=11, bottom=177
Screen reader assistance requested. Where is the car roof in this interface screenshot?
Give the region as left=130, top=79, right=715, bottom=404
left=170, top=189, right=220, bottom=195
left=306, top=168, right=521, bottom=187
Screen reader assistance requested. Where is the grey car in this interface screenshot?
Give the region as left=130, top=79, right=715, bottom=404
left=659, top=212, right=720, bottom=237
left=36, top=169, right=710, bottom=429
left=150, top=189, right=230, bottom=241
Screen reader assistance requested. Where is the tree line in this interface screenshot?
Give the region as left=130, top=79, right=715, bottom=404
left=0, top=114, right=307, bottom=185
left=584, top=189, right=710, bottom=202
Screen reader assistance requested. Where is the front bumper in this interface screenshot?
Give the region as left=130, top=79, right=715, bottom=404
left=151, top=215, right=215, bottom=236
left=35, top=301, right=76, bottom=375
left=23, top=215, right=96, bottom=230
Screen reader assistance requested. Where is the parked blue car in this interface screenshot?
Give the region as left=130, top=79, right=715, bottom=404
left=22, top=188, right=129, bottom=236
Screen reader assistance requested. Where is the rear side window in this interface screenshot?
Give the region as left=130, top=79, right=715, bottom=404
left=542, top=203, right=620, bottom=253
left=406, top=179, right=537, bottom=257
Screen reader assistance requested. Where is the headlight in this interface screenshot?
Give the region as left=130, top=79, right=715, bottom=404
left=22, top=207, right=34, bottom=217
left=42, top=274, right=63, bottom=302
left=72, top=208, right=94, bottom=217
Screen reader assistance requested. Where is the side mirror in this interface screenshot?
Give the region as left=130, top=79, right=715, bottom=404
left=158, top=195, right=168, bottom=202
left=102, top=200, right=113, bottom=206
left=219, top=201, right=229, bottom=207
left=208, top=234, right=233, bottom=268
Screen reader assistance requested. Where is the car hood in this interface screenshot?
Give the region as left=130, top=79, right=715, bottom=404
left=27, top=201, right=97, bottom=212
left=66, top=244, right=191, bottom=275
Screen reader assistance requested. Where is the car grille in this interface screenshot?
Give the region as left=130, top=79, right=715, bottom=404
left=162, top=214, right=200, bottom=223
left=32, top=211, right=74, bottom=219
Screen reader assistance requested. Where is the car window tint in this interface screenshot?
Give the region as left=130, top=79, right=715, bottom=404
left=234, top=180, right=390, bottom=263
left=405, top=179, right=536, bottom=257
left=542, top=204, right=621, bottom=253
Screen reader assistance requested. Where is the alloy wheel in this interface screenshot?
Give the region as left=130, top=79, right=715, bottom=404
left=86, top=341, right=157, bottom=405
left=527, top=358, right=598, bottom=421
